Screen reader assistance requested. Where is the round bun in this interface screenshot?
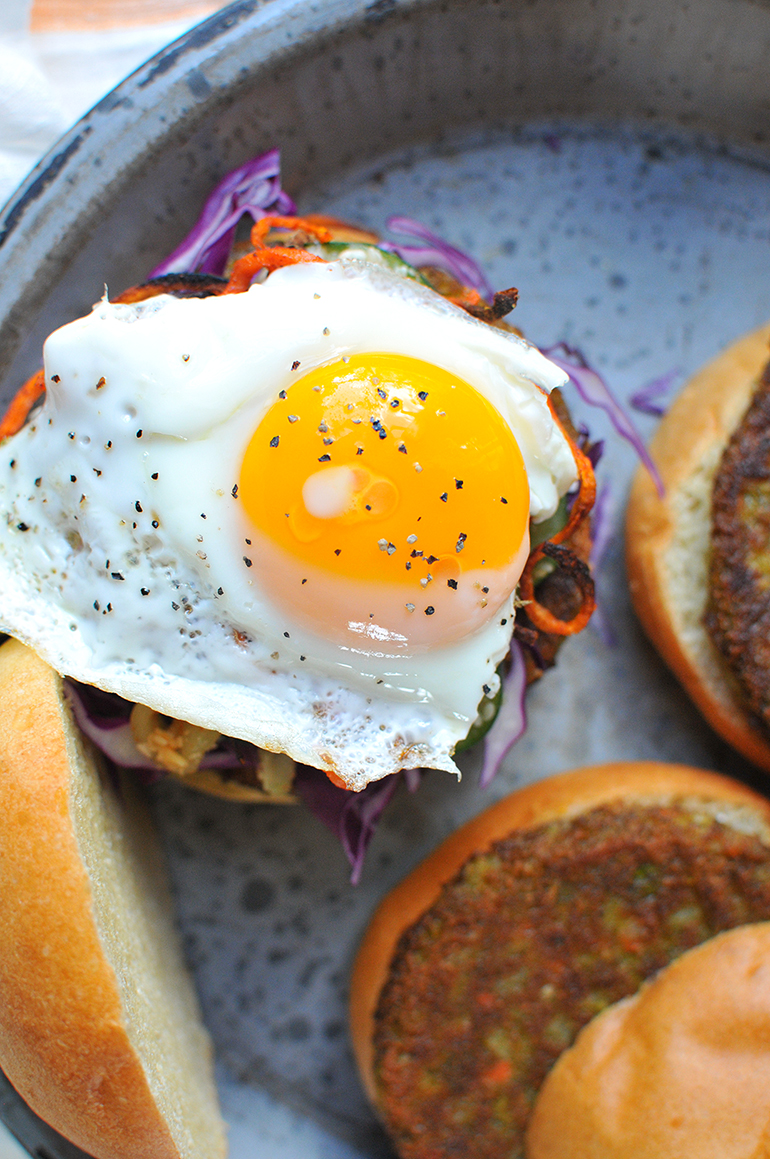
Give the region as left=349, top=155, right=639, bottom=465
left=527, top=921, right=770, bottom=1159
left=625, top=323, right=770, bottom=772
left=349, top=760, right=770, bottom=1110
left=0, top=638, right=226, bottom=1159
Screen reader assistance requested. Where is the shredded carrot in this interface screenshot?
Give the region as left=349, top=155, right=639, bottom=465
left=224, top=215, right=334, bottom=293
left=326, top=768, right=348, bottom=790
left=517, top=398, right=597, bottom=637
left=0, top=369, right=46, bottom=440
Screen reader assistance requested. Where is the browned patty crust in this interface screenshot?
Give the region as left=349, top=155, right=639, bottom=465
left=707, top=362, right=770, bottom=732
left=372, top=800, right=770, bottom=1159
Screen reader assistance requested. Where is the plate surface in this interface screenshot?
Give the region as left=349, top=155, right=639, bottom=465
left=3, top=1, right=770, bottom=1156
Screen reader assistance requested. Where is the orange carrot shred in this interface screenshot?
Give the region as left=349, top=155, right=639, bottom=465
left=224, top=215, right=334, bottom=294
left=517, top=398, right=597, bottom=637
left=0, top=369, right=46, bottom=440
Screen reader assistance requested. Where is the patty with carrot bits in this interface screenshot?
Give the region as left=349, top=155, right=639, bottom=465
left=371, top=799, right=770, bottom=1159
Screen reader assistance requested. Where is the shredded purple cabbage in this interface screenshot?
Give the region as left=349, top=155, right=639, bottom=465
left=479, top=643, right=528, bottom=787
left=294, top=767, right=419, bottom=884
left=629, top=368, right=681, bottom=417
left=543, top=342, right=664, bottom=497
left=379, top=214, right=495, bottom=303
left=65, top=681, right=262, bottom=780
left=149, top=148, right=297, bottom=279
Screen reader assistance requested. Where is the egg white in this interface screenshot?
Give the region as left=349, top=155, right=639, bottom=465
left=0, top=259, right=575, bottom=787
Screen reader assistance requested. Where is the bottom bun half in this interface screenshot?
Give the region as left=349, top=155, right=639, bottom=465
left=0, top=638, right=226, bottom=1159
left=350, top=762, right=770, bottom=1159
left=625, top=322, right=770, bottom=773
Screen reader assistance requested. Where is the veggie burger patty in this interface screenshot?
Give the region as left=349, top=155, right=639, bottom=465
left=707, top=360, right=770, bottom=733
left=372, top=799, right=770, bottom=1159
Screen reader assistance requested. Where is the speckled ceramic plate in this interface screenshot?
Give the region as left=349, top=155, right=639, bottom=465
left=4, top=1, right=770, bottom=1156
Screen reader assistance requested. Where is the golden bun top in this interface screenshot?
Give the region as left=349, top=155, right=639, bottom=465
left=527, top=921, right=770, bottom=1159
left=349, top=760, right=770, bottom=1107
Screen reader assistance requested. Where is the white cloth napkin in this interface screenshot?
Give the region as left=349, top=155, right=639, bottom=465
left=0, top=0, right=221, bottom=207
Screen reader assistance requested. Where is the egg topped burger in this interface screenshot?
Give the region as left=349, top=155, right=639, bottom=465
left=0, top=163, right=596, bottom=799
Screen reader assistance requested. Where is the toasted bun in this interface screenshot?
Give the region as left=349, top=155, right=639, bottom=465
left=349, top=760, right=770, bottom=1108
left=626, top=323, right=770, bottom=772
left=0, top=638, right=227, bottom=1159
left=527, top=921, right=770, bottom=1159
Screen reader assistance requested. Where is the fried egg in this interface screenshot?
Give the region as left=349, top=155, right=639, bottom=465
left=0, top=258, right=575, bottom=787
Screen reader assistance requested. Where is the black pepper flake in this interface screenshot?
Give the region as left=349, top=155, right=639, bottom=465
left=93, top=600, right=100, bottom=611
left=500, top=496, right=508, bottom=504
left=105, top=441, right=112, bottom=449
left=418, top=390, right=428, bottom=401
left=390, top=398, right=400, bottom=409
left=245, top=538, right=251, bottom=545
left=279, top=389, right=288, bottom=399
left=152, top=520, right=159, bottom=528
left=135, top=501, right=142, bottom=512
left=284, top=631, right=290, bottom=638
left=426, top=555, right=438, bottom=564
left=377, top=387, right=387, bottom=400
left=398, top=442, right=407, bottom=453
left=217, top=587, right=224, bottom=595
left=291, top=360, right=301, bottom=371
left=111, top=572, right=125, bottom=581
left=301, top=578, right=307, bottom=585
left=172, top=602, right=180, bottom=611
left=70, top=475, right=77, bottom=483
left=141, top=588, right=150, bottom=596
left=410, top=549, right=423, bottom=558
left=447, top=578, right=458, bottom=590
left=318, top=422, right=328, bottom=433
left=151, top=472, right=159, bottom=480
left=95, top=376, right=105, bottom=390
left=136, top=430, right=143, bottom=439
left=318, top=453, right=331, bottom=462
left=440, top=492, right=448, bottom=502
left=16, top=522, right=29, bottom=532
left=68, top=433, right=75, bottom=440
left=334, top=548, right=341, bottom=556
left=323, top=437, right=334, bottom=446
left=300, top=655, right=306, bottom=661
left=425, top=606, right=435, bottom=615
left=9, top=460, right=15, bottom=468
left=405, top=561, right=412, bottom=570
left=93, top=468, right=101, bottom=477
left=243, top=557, right=253, bottom=567
left=483, top=684, right=491, bottom=695
left=482, top=586, right=489, bottom=594
left=270, top=435, right=280, bottom=448
left=34, top=477, right=41, bottom=487
left=105, top=603, right=112, bottom=613
left=371, top=418, right=382, bottom=431
left=500, top=618, right=508, bottom=625
left=456, top=532, right=467, bottom=552
left=356, top=446, right=364, bottom=455
left=455, top=479, right=463, bottom=489
left=378, top=429, right=387, bottom=440
left=51, top=374, right=61, bottom=383
left=231, top=483, right=238, bottom=498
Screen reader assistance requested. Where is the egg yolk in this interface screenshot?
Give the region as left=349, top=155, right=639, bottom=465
left=239, top=354, right=530, bottom=651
